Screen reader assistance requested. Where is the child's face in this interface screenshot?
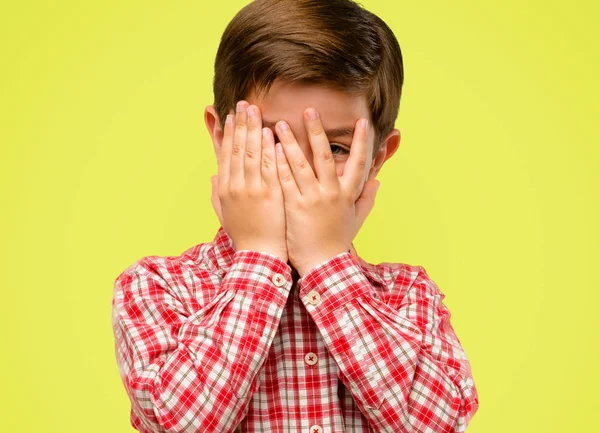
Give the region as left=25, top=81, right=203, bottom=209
left=245, top=80, right=377, bottom=183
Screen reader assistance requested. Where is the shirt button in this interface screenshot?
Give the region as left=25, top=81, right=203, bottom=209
left=307, top=290, right=321, bottom=305
left=304, top=352, right=318, bottom=366
left=271, top=273, right=285, bottom=287
left=309, top=425, right=323, bottom=433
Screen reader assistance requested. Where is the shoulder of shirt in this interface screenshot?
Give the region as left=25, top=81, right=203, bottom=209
left=359, top=257, right=444, bottom=304
left=113, top=238, right=221, bottom=287
left=111, top=239, right=231, bottom=316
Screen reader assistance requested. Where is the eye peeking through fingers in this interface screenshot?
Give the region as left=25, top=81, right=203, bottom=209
left=330, top=143, right=349, bottom=155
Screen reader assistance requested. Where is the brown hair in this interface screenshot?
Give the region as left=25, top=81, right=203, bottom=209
left=213, top=0, right=404, bottom=157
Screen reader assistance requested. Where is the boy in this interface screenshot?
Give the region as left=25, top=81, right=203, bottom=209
left=111, top=1, right=479, bottom=432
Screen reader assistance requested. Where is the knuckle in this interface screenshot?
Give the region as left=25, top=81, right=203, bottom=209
left=247, top=185, right=263, bottom=198
left=261, top=153, right=274, bottom=170
left=319, top=149, right=334, bottom=162
left=294, top=158, right=309, bottom=171
left=247, top=119, right=259, bottom=131
left=311, top=125, right=325, bottom=136
left=280, top=171, right=295, bottom=183
left=327, top=189, right=340, bottom=201
left=244, top=146, right=258, bottom=160
left=228, top=185, right=243, bottom=198
left=231, top=144, right=244, bottom=155
left=303, top=196, right=317, bottom=208
left=218, top=152, right=229, bottom=164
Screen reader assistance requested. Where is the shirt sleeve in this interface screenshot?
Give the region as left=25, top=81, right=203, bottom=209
left=298, top=252, right=479, bottom=433
left=112, top=250, right=292, bottom=433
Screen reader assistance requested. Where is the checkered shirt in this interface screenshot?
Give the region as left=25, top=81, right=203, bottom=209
left=112, top=226, right=479, bottom=432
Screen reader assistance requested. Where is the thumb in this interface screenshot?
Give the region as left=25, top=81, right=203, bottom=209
left=355, top=179, right=380, bottom=225
left=210, top=175, right=224, bottom=227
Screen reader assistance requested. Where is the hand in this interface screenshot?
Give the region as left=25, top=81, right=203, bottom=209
left=274, top=108, right=380, bottom=276
left=213, top=101, right=288, bottom=262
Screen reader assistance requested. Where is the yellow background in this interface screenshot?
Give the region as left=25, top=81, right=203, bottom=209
left=1, top=0, right=598, bottom=432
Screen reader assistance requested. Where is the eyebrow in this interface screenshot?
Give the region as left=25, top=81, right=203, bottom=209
left=262, top=120, right=355, bottom=139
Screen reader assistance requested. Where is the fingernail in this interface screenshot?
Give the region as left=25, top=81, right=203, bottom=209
left=277, top=121, right=289, bottom=132
left=360, top=118, right=369, bottom=129
left=236, top=101, right=247, bottom=112
left=226, top=114, right=234, bottom=124
left=276, top=142, right=284, bottom=154
left=306, top=108, right=318, bottom=120
left=247, top=106, right=256, bottom=117
left=376, top=181, right=381, bottom=191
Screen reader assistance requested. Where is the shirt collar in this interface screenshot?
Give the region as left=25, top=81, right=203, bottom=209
left=210, top=225, right=387, bottom=288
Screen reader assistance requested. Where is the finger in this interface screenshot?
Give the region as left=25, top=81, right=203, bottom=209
left=210, top=175, right=224, bottom=227
left=230, top=101, right=248, bottom=187
left=276, top=120, right=318, bottom=196
left=342, top=118, right=369, bottom=197
left=217, top=113, right=235, bottom=191
left=211, top=124, right=221, bottom=161
left=303, top=108, right=338, bottom=190
left=245, top=105, right=263, bottom=189
left=275, top=140, right=300, bottom=201
left=261, top=127, right=279, bottom=189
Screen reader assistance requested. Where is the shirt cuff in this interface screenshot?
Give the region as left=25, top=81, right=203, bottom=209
left=297, top=251, right=373, bottom=315
left=222, top=250, right=293, bottom=303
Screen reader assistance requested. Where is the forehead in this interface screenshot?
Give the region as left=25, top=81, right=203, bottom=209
left=246, top=81, right=370, bottom=127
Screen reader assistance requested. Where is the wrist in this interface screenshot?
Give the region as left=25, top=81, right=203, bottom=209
left=295, top=249, right=349, bottom=277
left=235, top=244, right=288, bottom=262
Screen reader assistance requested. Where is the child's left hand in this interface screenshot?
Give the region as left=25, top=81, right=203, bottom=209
left=274, top=108, right=381, bottom=276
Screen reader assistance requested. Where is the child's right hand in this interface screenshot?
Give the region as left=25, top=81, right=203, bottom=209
left=214, top=100, right=288, bottom=262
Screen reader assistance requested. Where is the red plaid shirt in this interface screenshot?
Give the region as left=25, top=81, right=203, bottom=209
left=112, top=226, right=478, bottom=433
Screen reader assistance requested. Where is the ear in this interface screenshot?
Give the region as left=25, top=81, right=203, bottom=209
left=368, top=128, right=401, bottom=181
left=204, top=105, right=224, bottom=158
